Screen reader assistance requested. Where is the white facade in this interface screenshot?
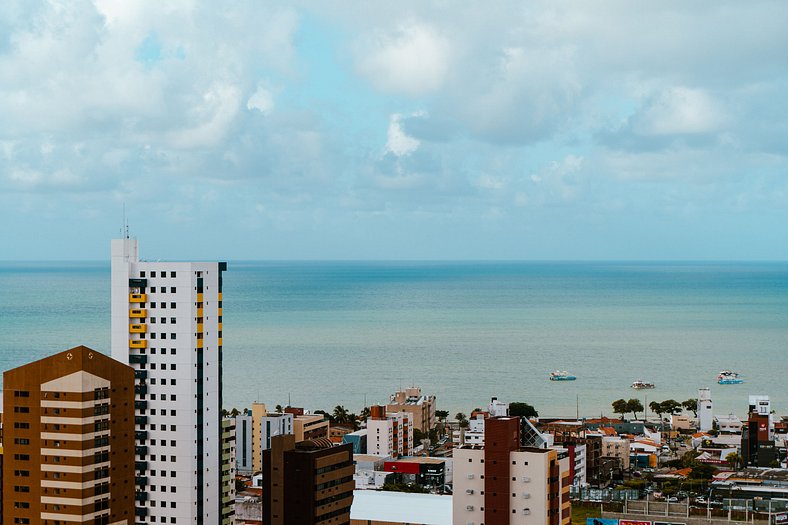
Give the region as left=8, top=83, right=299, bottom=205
left=260, top=412, right=294, bottom=451
left=234, top=411, right=254, bottom=473
left=698, top=388, right=713, bottom=432
left=111, top=238, right=227, bottom=524
left=367, top=411, right=413, bottom=457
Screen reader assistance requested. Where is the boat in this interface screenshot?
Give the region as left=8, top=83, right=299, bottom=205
left=718, top=370, right=743, bottom=385
left=549, top=370, right=577, bottom=381
left=631, top=380, right=655, bottom=389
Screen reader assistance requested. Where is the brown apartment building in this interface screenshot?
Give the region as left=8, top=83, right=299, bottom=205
left=3, top=345, right=135, bottom=525
left=263, top=434, right=354, bottom=525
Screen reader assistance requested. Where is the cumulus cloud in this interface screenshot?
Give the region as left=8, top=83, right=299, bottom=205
left=385, top=113, right=421, bottom=156
left=355, top=21, right=450, bottom=96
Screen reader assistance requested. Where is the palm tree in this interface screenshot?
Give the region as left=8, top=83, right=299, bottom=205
left=275, top=404, right=284, bottom=413
left=725, top=451, right=742, bottom=469
left=333, top=405, right=351, bottom=425
left=455, top=412, right=468, bottom=427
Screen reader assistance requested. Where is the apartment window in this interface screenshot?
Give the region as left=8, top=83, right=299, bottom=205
left=151, top=272, right=156, bottom=277
left=161, top=302, right=167, bottom=309
left=151, top=287, right=156, bottom=293
left=170, top=380, right=176, bottom=386
left=170, top=425, right=176, bottom=431
left=14, top=422, right=30, bottom=429
left=14, top=438, right=30, bottom=445
left=171, top=348, right=176, bottom=355
left=171, top=333, right=176, bottom=339
left=170, top=395, right=176, bottom=401
left=13, top=502, right=30, bottom=509
left=161, top=317, right=167, bottom=324
left=151, top=333, right=156, bottom=339
left=140, top=271, right=146, bottom=277
left=14, top=486, right=30, bottom=492
left=14, top=454, right=30, bottom=461
left=170, top=317, right=176, bottom=324
left=151, top=302, right=157, bottom=308
left=14, top=390, right=30, bottom=397
left=170, top=364, right=176, bottom=370
left=170, top=287, right=176, bottom=293
left=171, top=272, right=176, bottom=278
left=170, top=302, right=176, bottom=308
left=14, top=470, right=30, bottom=477
left=14, top=406, right=29, bottom=413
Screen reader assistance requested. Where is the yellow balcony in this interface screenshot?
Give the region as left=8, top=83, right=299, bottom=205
left=197, top=308, right=203, bottom=317
left=129, top=293, right=147, bottom=303
left=197, top=340, right=203, bottom=349
left=129, top=340, right=148, bottom=349
left=218, top=323, right=222, bottom=331
left=218, top=338, right=222, bottom=346
left=129, top=309, right=147, bottom=319
left=129, top=324, right=147, bottom=333
left=218, top=293, right=222, bottom=300
left=218, top=308, right=222, bottom=316
left=197, top=293, right=204, bottom=301
left=197, top=324, right=204, bottom=333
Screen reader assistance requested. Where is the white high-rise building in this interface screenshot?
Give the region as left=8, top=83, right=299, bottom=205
left=111, top=238, right=228, bottom=524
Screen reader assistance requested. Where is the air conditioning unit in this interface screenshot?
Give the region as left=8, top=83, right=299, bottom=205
left=522, top=492, right=531, bottom=499
left=466, top=505, right=475, bottom=511
left=523, top=508, right=531, bottom=515
left=466, top=489, right=474, bottom=495
left=522, top=476, right=531, bottom=482
left=466, top=473, right=475, bottom=479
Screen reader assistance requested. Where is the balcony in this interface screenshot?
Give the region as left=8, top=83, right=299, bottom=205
left=135, top=431, right=148, bottom=441
left=135, top=507, right=148, bottom=517
left=134, top=416, right=147, bottom=426
left=129, top=293, right=147, bottom=303
left=129, top=355, right=147, bottom=365
left=134, top=401, right=148, bottom=411
left=135, top=476, right=148, bottom=486
left=134, top=370, right=148, bottom=380
left=218, top=308, right=223, bottom=316
left=218, top=338, right=223, bottom=347
left=134, top=385, right=148, bottom=396
left=135, top=461, right=148, bottom=471
left=129, top=324, right=147, bottom=333
left=135, top=491, right=147, bottom=502
left=129, top=339, right=147, bottom=349
left=129, top=309, right=147, bottom=319
left=135, top=446, right=148, bottom=456
left=197, top=323, right=204, bottom=332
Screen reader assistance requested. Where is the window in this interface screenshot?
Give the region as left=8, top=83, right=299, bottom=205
left=170, top=317, right=176, bottom=324
left=13, top=422, right=30, bottom=429
left=170, top=395, right=176, bottom=401
left=151, top=287, right=156, bottom=293
left=170, top=272, right=176, bottom=278
left=161, top=317, right=167, bottom=324
left=140, top=271, right=146, bottom=277
left=170, top=287, right=176, bottom=293
left=170, top=302, right=176, bottom=309
left=151, top=302, right=157, bottom=308
left=14, top=406, right=29, bottom=413
left=161, top=302, right=167, bottom=309
left=151, top=271, right=156, bottom=277
left=171, top=333, right=176, bottom=339
left=14, top=390, right=30, bottom=397
left=170, top=364, right=177, bottom=370
left=14, top=454, right=30, bottom=461
left=14, top=438, right=30, bottom=445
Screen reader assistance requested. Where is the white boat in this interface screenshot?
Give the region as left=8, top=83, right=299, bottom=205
left=549, top=370, right=577, bottom=381
left=718, top=370, right=743, bottom=385
left=631, top=379, right=655, bottom=390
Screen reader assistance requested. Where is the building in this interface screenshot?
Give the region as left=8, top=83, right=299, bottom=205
left=366, top=406, right=413, bottom=458
left=453, top=417, right=571, bottom=525
left=248, top=402, right=294, bottom=472
left=293, top=413, right=329, bottom=442
left=263, top=434, right=354, bottom=524
left=386, top=387, right=436, bottom=432
left=742, top=395, right=777, bottom=467
left=383, top=457, right=446, bottom=489
left=698, top=388, right=713, bottom=432
left=342, top=429, right=368, bottom=454
left=600, top=435, right=630, bottom=471
left=221, top=418, right=237, bottom=525
left=111, top=237, right=229, bottom=524
left=234, top=409, right=254, bottom=473
left=350, top=491, right=452, bottom=525
left=3, top=345, right=135, bottom=525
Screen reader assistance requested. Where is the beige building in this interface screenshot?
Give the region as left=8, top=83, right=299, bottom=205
left=3, top=345, right=135, bottom=525
left=453, top=417, right=571, bottom=525
left=294, top=414, right=330, bottom=442
left=601, top=436, right=631, bottom=470
left=386, top=387, right=436, bottom=432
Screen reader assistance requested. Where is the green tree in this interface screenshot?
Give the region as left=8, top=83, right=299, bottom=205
left=660, top=399, right=682, bottom=416
left=314, top=409, right=333, bottom=423
left=509, top=402, right=539, bottom=418
left=612, top=399, right=629, bottom=419
left=455, top=412, right=467, bottom=424
left=435, top=410, right=449, bottom=422
left=627, top=399, right=644, bottom=420
left=332, top=405, right=351, bottom=425
left=725, top=451, right=742, bottom=469
left=360, top=406, right=371, bottom=421
left=413, top=428, right=426, bottom=443
left=649, top=401, right=664, bottom=420
left=682, top=399, right=698, bottom=417
left=275, top=404, right=284, bottom=413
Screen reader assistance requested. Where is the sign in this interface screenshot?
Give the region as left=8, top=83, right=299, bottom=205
left=619, top=521, right=651, bottom=525
left=773, top=512, right=788, bottom=525
left=586, top=519, right=619, bottom=525
left=654, top=522, right=686, bottom=525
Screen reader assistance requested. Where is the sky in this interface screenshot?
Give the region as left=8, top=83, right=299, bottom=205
left=1, top=1, right=788, bottom=260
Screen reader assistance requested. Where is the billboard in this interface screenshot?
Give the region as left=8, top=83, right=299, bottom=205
left=619, top=521, right=651, bottom=525
left=654, top=522, right=686, bottom=525
left=586, top=519, right=619, bottom=525
left=773, top=513, right=788, bottom=525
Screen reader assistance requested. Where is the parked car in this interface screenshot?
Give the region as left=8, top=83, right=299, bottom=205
left=667, top=496, right=679, bottom=503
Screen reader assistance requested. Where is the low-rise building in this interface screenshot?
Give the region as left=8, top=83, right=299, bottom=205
left=342, top=429, right=368, bottom=454
left=350, top=490, right=452, bottom=525
left=383, top=457, right=446, bottom=489
left=293, top=413, right=329, bottom=442
left=367, top=406, right=413, bottom=458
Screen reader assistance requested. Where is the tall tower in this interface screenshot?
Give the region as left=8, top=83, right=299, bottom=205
left=698, top=388, right=713, bottom=432
left=111, top=238, right=228, bottom=524
left=3, top=345, right=135, bottom=525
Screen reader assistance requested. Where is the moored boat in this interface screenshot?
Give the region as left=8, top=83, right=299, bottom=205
left=718, top=370, right=743, bottom=384
left=549, top=370, right=577, bottom=381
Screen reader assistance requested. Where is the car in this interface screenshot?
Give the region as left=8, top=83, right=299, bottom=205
left=695, top=497, right=707, bottom=504
left=667, top=497, right=679, bottom=503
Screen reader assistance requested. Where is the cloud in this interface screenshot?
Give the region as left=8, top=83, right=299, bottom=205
left=247, top=84, right=275, bottom=114
left=631, top=87, right=727, bottom=136
left=385, top=113, right=421, bottom=156
left=355, top=20, right=450, bottom=96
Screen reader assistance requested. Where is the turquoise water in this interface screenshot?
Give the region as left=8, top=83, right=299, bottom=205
left=0, top=261, right=786, bottom=418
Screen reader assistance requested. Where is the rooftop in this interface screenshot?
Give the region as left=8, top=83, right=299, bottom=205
left=350, top=490, right=451, bottom=525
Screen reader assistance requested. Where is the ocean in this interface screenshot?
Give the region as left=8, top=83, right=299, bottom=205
left=0, top=261, right=786, bottom=419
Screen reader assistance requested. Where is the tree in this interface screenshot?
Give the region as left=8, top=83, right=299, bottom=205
left=509, top=402, right=539, bottom=418
left=649, top=401, right=664, bottom=420
left=333, top=405, right=351, bottom=425
left=627, top=399, right=644, bottom=420
left=455, top=412, right=467, bottom=423
left=682, top=399, right=698, bottom=418
left=229, top=407, right=240, bottom=417
left=660, top=399, right=682, bottom=416
left=435, top=410, right=449, bottom=422
left=314, top=410, right=333, bottom=423
left=612, top=399, right=629, bottom=419
left=359, top=407, right=371, bottom=422
left=275, top=404, right=284, bottom=413
left=725, top=451, right=742, bottom=470
left=413, top=428, right=426, bottom=443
